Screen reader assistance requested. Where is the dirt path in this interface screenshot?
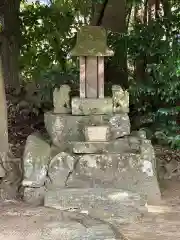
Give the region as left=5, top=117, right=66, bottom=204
left=119, top=180, right=180, bottom=239
left=0, top=180, right=180, bottom=239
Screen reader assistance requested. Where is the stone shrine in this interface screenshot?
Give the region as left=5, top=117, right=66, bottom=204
left=22, top=26, right=161, bottom=228
left=71, top=26, right=113, bottom=98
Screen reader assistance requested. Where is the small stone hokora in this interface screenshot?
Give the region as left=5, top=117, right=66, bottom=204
left=112, top=85, right=129, bottom=113
left=53, top=85, right=71, bottom=113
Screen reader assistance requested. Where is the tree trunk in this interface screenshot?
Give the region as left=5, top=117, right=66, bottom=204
left=0, top=0, right=20, bottom=88
left=143, top=0, right=148, bottom=24
left=0, top=57, right=8, bottom=155
left=161, top=0, right=171, bottom=18
left=126, top=3, right=132, bottom=29
left=155, top=0, right=160, bottom=19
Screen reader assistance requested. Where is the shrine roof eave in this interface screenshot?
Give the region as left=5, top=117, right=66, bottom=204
left=70, top=49, right=114, bottom=57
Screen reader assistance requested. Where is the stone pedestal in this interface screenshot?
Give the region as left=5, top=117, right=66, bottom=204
left=22, top=25, right=161, bottom=234
left=23, top=85, right=161, bottom=208
left=44, top=112, right=130, bottom=148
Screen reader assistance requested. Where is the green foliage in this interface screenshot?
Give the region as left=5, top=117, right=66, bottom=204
left=20, top=1, right=75, bottom=79
left=19, top=0, right=180, bottom=149
left=128, top=12, right=180, bottom=149
left=19, top=0, right=82, bottom=110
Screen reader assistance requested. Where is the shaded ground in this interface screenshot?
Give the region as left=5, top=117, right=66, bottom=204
left=120, top=180, right=180, bottom=239
left=0, top=180, right=180, bottom=239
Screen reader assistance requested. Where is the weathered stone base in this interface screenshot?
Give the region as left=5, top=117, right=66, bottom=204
left=22, top=130, right=161, bottom=206
left=71, top=97, right=113, bottom=115
left=66, top=153, right=161, bottom=204
left=71, top=136, right=141, bottom=154
left=44, top=112, right=130, bottom=148
left=44, top=188, right=147, bottom=223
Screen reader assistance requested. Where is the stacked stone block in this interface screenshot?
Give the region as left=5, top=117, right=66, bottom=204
left=22, top=26, right=161, bottom=230
left=22, top=84, right=161, bottom=210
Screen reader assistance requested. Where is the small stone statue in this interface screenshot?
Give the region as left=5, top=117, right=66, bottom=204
left=53, top=85, right=71, bottom=113
left=112, top=85, right=129, bottom=113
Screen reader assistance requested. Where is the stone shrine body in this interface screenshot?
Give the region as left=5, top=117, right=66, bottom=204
left=22, top=26, right=161, bottom=225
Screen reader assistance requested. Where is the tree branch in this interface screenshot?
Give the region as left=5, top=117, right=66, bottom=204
left=96, top=0, right=109, bottom=26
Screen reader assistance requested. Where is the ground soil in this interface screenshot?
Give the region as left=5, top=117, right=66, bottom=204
left=0, top=179, right=180, bottom=239
left=120, top=179, right=180, bottom=239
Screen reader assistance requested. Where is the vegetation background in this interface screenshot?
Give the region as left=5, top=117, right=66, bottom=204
left=0, top=0, right=179, bottom=158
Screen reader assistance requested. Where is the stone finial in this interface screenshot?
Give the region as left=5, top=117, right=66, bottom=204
left=112, top=85, right=129, bottom=113
left=53, top=85, right=71, bottom=114
left=70, top=26, right=114, bottom=57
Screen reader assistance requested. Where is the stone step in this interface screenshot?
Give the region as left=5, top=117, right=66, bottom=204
left=71, top=136, right=141, bottom=154
left=23, top=133, right=51, bottom=188
left=44, top=188, right=147, bottom=224
left=71, top=97, right=113, bottom=115
left=66, top=153, right=161, bottom=204
left=71, top=96, right=129, bottom=116
left=44, top=112, right=130, bottom=148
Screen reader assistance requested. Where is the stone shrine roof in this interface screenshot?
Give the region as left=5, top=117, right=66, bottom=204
left=71, top=26, right=114, bottom=57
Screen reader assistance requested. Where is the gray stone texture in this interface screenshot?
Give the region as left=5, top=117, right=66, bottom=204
left=139, top=139, right=161, bottom=204
left=0, top=203, right=132, bottom=240
left=50, top=144, right=62, bottom=158
left=41, top=220, right=117, bottom=240
left=22, top=133, right=51, bottom=187
left=71, top=97, right=113, bottom=115
left=71, top=136, right=141, bottom=154
left=66, top=152, right=161, bottom=204
left=0, top=165, right=5, bottom=177
left=44, top=188, right=146, bottom=224
left=109, top=114, right=130, bottom=138
left=47, top=152, right=76, bottom=189
left=53, top=85, right=71, bottom=114
left=131, top=130, right=147, bottom=139
left=44, top=112, right=130, bottom=148
left=84, top=125, right=111, bottom=142
left=23, top=186, right=45, bottom=206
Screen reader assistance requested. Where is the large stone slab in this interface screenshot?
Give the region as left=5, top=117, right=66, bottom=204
left=44, top=112, right=130, bottom=147
left=45, top=188, right=146, bottom=223
left=47, top=152, right=76, bottom=188
left=22, top=133, right=51, bottom=187
left=66, top=153, right=161, bottom=204
left=71, top=97, right=113, bottom=115
left=71, top=136, right=141, bottom=154
left=140, top=139, right=161, bottom=204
